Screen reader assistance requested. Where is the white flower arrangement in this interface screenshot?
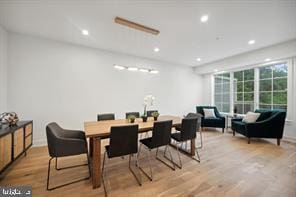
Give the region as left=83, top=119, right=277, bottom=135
left=143, top=95, right=155, bottom=116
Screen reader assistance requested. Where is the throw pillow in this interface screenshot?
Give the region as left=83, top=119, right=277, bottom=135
left=203, top=109, right=216, bottom=118
left=242, top=112, right=260, bottom=123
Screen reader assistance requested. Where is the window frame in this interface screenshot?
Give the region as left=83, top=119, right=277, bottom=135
left=211, top=58, right=292, bottom=120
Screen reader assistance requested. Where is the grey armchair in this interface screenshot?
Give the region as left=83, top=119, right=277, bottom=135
left=46, top=122, right=91, bottom=190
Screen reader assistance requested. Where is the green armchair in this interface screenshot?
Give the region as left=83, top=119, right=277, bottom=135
left=231, top=109, right=286, bottom=145
left=196, top=106, right=226, bottom=133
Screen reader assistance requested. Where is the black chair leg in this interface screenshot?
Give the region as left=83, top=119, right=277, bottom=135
left=165, top=141, right=183, bottom=169
left=128, top=154, right=142, bottom=186
left=55, top=157, right=89, bottom=171
left=47, top=156, right=90, bottom=191
left=47, top=157, right=54, bottom=191
left=155, top=146, right=175, bottom=171
left=196, top=130, right=203, bottom=149
left=137, top=144, right=153, bottom=181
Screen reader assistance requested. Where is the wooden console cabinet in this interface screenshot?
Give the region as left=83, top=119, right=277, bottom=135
left=0, top=121, right=33, bottom=174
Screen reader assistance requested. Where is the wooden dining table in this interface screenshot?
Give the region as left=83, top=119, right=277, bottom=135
left=84, top=115, right=196, bottom=189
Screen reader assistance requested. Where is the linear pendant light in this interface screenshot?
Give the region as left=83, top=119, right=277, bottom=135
left=114, top=17, right=160, bottom=35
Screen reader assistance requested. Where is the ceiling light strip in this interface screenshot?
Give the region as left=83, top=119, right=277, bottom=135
left=113, top=64, right=159, bottom=74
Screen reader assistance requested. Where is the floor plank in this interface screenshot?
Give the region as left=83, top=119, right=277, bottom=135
left=0, top=130, right=295, bottom=197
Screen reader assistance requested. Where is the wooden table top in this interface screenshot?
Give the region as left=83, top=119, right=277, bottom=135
left=84, top=115, right=182, bottom=138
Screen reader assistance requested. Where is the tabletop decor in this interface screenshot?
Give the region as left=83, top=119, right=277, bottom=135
left=127, top=115, right=136, bottom=123
left=151, top=111, right=159, bottom=121
left=141, top=115, right=148, bottom=122
left=142, top=95, right=155, bottom=122
left=0, top=112, right=19, bottom=126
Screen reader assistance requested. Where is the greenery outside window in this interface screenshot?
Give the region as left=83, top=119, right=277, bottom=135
left=233, top=69, right=255, bottom=114
left=259, top=63, right=287, bottom=110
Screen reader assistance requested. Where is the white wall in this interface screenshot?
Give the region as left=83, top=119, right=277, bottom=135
left=195, top=39, right=296, bottom=74
left=0, top=25, right=7, bottom=112
left=7, top=33, right=203, bottom=145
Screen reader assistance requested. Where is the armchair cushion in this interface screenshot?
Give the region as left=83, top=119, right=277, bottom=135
left=242, top=112, right=260, bottom=123
left=196, top=106, right=226, bottom=129
left=203, top=109, right=216, bottom=118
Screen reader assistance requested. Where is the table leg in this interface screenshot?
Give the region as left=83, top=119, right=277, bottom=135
left=92, top=137, right=101, bottom=188
left=190, top=138, right=196, bottom=156
left=89, top=138, right=93, bottom=157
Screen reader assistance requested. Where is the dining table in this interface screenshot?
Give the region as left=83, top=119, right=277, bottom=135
left=84, top=115, right=196, bottom=189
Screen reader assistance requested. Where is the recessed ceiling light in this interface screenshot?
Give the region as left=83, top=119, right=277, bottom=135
left=196, top=58, right=201, bottom=62
left=265, top=58, right=271, bottom=61
left=248, top=40, right=255, bottom=45
left=82, top=29, right=89, bottom=36
left=200, top=15, right=209, bottom=23
left=128, top=67, right=138, bottom=71
left=139, top=68, right=149, bottom=73
left=114, top=65, right=125, bottom=70
left=214, top=69, right=218, bottom=72
left=150, top=70, right=159, bottom=74
left=154, top=47, right=160, bottom=52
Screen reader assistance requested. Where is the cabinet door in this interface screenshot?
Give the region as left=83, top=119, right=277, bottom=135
left=0, top=134, right=12, bottom=171
left=25, top=123, right=32, bottom=136
left=14, top=128, right=24, bottom=159
left=25, top=135, right=32, bottom=149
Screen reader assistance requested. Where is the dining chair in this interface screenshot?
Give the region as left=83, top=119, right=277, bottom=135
left=137, top=120, right=175, bottom=181
left=147, top=110, right=158, bottom=117
left=169, top=117, right=200, bottom=169
left=46, top=122, right=90, bottom=191
left=125, top=112, right=140, bottom=119
left=102, top=124, right=141, bottom=195
left=97, top=113, right=115, bottom=121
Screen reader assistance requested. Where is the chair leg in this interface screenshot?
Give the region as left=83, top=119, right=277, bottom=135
left=248, top=138, right=251, bottom=144
left=277, top=138, right=281, bottom=146
left=128, top=154, right=142, bottom=186
left=197, top=130, right=203, bottom=149
left=156, top=146, right=175, bottom=171
left=165, top=142, right=182, bottom=169
left=47, top=157, right=54, bottom=191
left=222, top=128, right=225, bottom=133
left=55, top=156, right=88, bottom=171
left=167, top=145, right=176, bottom=170
left=137, top=145, right=153, bottom=181
left=195, top=147, right=201, bottom=163
left=233, top=130, right=235, bottom=136
left=55, top=157, right=58, bottom=170
left=47, top=156, right=90, bottom=191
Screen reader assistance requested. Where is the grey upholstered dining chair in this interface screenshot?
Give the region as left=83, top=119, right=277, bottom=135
left=46, top=122, right=91, bottom=191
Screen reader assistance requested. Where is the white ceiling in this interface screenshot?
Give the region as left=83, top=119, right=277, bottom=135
left=0, top=0, right=295, bottom=67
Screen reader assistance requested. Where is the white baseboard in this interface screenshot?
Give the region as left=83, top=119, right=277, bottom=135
left=283, top=136, right=296, bottom=143
left=33, top=139, right=47, bottom=147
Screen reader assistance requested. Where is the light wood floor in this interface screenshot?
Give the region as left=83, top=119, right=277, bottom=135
left=0, top=130, right=295, bottom=197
